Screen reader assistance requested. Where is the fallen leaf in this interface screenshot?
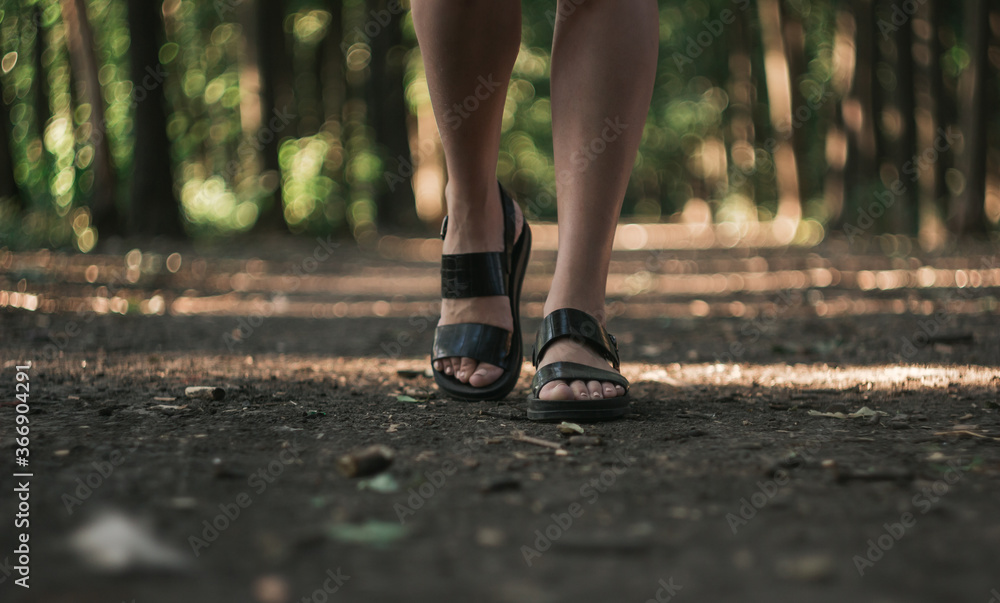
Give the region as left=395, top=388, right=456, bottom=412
left=327, top=521, right=407, bottom=547
left=357, top=473, right=400, bottom=494
left=557, top=422, right=585, bottom=435
left=68, top=510, right=190, bottom=572
left=414, top=450, right=436, bottom=462
left=807, top=410, right=848, bottom=419
left=848, top=406, right=888, bottom=418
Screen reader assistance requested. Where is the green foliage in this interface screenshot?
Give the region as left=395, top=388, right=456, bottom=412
left=0, top=0, right=995, bottom=248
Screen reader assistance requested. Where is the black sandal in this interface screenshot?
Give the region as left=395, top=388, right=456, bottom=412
left=527, top=308, right=630, bottom=421
left=431, top=182, right=532, bottom=401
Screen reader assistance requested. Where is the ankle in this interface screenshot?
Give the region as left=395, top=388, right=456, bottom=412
left=542, top=300, right=608, bottom=326
left=444, top=181, right=499, bottom=215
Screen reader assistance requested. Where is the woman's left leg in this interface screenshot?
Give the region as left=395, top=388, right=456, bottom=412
left=537, top=0, right=659, bottom=401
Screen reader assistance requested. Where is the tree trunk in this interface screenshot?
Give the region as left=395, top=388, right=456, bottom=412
left=824, top=9, right=856, bottom=226
left=60, top=0, right=119, bottom=235
left=727, top=5, right=756, bottom=200
left=780, top=2, right=809, bottom=204
left=845, top=0, right=879, bottom=216
left=32, top=5, right=50, bottom=143
left=30, top=4, right=53, bottom=205
left=319, top=0, right=349, bottom=230
left=0, top=91, right=21, bottom=207
left=756, top=0, right=801, bottom=236
left=320, top=0, right=346, bottom=131
left=235, top=0, right=261, bottom=190
left=366, top=0, right=417, bottom=229
left=952, top=0, right=989, bottom=235
left=126, top=0, right=184, bottom=237
left=252, top=0, right=293, bottom=233
left=912, top=0, right=949, bottom=246
left=889, top=0, right=918, bottom=235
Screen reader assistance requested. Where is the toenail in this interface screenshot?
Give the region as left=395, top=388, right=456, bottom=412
left=593, top=392, right=602, bottom=399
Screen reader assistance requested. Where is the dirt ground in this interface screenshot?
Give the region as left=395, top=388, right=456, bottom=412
left=1, top=236, right=999, bottom=603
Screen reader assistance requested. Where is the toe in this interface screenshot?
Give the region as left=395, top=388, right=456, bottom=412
left=603, top=382, right=617, bottom=398
left=433, top=360, right=442, bottom=372
left=449, top=358, right=462, bottom=377
left=615, top=384, right=626, bottom=397
left=469, top=362, right=502, bottom=387
left=457, top=357, right=478, bottom=383
left=539, top=380, right=575, bottom=400
left=587, top=380, right=604, bottom=399
left=442, top=360, right=453, bottom=375
left=570, top=380, right=590, bottom=400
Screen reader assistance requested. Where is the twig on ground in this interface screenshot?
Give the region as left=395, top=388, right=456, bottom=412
left=510, top=431, right=563, bottom=450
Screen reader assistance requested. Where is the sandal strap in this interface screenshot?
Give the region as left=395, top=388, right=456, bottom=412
left=441, top=252, right=507, bottom=298
left=439, top=182, right=518, bottom=292
left=432, top=323, right=512, bottom=369
left=499, top=184, right=516, bottom=261
left=531, top=362, right=629, bottom=397
left=531, top=308, right=620, bottom=370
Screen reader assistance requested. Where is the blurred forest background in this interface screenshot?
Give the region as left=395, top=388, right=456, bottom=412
left=0, top=0, right=998, bottom=252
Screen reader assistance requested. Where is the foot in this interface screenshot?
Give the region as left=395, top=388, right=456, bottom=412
left=432, top=182, right=523, bottom=388
left=535, top=310, right=626, bottom=401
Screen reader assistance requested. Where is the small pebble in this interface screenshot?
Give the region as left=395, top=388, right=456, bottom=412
left=184, top=386, right=225, bottom=401
left=775, top=554, right=836, bottom=582
left=337, top=445, right=395, bottom=478
left=480, top=477, right=521, bottom=494
left=475, top=527, right=506, bottom=547
left=168, top=496, right=198, bottom=510
left=253, top=574, right=290, bottom=603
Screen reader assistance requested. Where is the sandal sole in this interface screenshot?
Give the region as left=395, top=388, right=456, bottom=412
left=526, top=395, right=630, bottom=422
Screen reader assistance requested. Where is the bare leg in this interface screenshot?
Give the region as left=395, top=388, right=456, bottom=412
left=412, top=0, right=524, bottom=387
left=538, top=0, right=659, bottom=401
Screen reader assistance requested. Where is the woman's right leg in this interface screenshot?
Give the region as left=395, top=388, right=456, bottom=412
left=411, top=0, right=523, bottom=387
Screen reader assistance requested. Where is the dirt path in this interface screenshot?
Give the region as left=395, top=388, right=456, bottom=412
left=1, top=240, right=999, bottom=602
